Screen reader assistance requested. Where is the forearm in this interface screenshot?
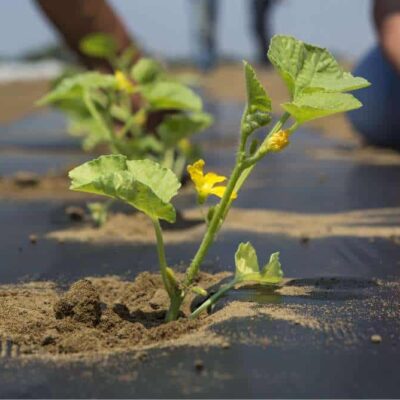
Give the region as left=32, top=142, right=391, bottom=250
left=34, top=0, right=140, bottom=71
left=374, top=0, right=400, bottom=74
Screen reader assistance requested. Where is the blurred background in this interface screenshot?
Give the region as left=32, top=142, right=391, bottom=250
left=0, top=0, right=386, bottom=145
left=0, top=0, right=374, bottom=66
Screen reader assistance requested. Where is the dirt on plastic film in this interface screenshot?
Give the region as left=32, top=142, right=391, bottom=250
left=1, top=270, right=399, bottom=361
left=0, top=271, right=230, bottom=360
left=46, top=206, right=400, bottom=246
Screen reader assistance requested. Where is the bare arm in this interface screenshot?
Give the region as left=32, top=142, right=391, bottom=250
left=34, top=0, right=141, bottom=71
left=374, top=0, right=400, bottom=74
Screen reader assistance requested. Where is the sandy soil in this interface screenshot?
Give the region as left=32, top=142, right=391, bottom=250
left=0, top=272, right=230, bottom=359
left=0, top=271, right=397, bottom=361
left=46, top=206, right=400, bottom=245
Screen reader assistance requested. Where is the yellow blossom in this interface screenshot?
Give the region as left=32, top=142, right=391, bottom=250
left=187, top=159, right=237, bottom=204
left=115, top=70, right=135, bottom=93
left=264, top=130, right=290, bottom=152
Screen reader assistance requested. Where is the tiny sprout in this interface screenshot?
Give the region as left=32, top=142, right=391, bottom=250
left=67, top=35, right=370, bottom=322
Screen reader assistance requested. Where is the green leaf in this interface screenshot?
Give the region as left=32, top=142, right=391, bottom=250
left=234, top=242, right=260, bottom=281
left=268, top=35, right=370, bottom=98
left=68, top=116, right=109, bottom=150
left=131, top=58, right=164, bottom=84
left=79, top=33, right=117, bottom=60
left=126, top=159, right=180, bottom=203
left=38, top=72, right=116, bottom=105
left=241, top=61, right=272, bottom=136
left=282, top=92, right=362, bottom=123
left=260, top=252, right=284, bottom=284
left=69, top=155, right=180, bottom=222
left=234, top=242, right=283, bottom=284
left=141, top=81, right=202, bottom=111
left=157, top=112, right=213, bottom=147
left=110, top=104, right=131, bottom=122
left=53, top=97, right=89, bottom=119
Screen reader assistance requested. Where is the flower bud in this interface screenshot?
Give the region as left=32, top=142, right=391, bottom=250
left=264, top=130, right=290, bottom=152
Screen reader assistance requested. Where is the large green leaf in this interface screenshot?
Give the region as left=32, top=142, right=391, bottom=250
left=268, top=35, right=370, bottom=98
left=267, top=35, right=370, bottom=123
left=69, top=155, right=180, bottom=222
left=282, top=92, right=362, bottom=123
left=241, top=61, right=272, bottom=137
left=234, top=242, right=283, bottom=284
left=131, top=58, right=164, bottom=84
left=157, top=112, right=213, bottom=147
left=126, top=159, right=180, bottom=203
left=79, top=33, right=117, bottom=60
left=141, top=81, right=202, bottom=111
left=38, top=72, right=117, bottom=105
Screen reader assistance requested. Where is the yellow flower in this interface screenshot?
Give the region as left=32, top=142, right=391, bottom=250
left=187, top=159, right=237, bottom=204
left=115, top=70, right=135, bottom=93
left=264, top=130, right=290, bottom=152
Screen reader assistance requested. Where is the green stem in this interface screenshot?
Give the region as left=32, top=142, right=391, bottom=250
left=185, top=112, right=293, bottom=287
left=287, top=121, right=300, bottom=135
left=152, top=218, right=183, bottom=322
left=165, top=295, right=183, bottom=322
left=173, top=153, right=187, bottom=181
left=152, top=218, right=172, bottom=297
left=233, top=112, right=291, bottom=195
left=185, top=163, right=244, bottom=285
left=162, top=148, right=175, bottom=170
left=190, top=279, right=237, bottom=319
left=83, top=90, right=119, bottom=153
left=120, top=114, right=138, bottom=138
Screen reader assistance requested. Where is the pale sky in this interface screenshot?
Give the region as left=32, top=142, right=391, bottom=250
left=0, top=0, right=376, bottom=61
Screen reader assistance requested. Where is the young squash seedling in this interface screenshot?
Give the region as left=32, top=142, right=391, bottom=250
left=68, top=35, right=370, bottom=322
left=39, top=33, right=212, bottom=226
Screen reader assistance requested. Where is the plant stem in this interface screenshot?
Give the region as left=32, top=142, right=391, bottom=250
left=83, top=89, right=119, bottom=153
left=190, top=279, right=237, bottom=319
left=162, top=148, right=175, bottom=170
left=185, top=112, right=293, bottom=287
left=152, top=218, right=184, bottom=322
left=120, top=114, right=138, bottom=139
left=185, top=163, right=244, bottom=285
left=173, top=153, right=187, bottom=181
left=233, top=112, right=291, bottom=194
left=165, top=295, right=183, bottom=322
left=152, top=218, right=172, bottom=297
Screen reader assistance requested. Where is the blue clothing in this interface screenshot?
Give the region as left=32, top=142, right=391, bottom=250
left=348, top=47, right=400, bottom=149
